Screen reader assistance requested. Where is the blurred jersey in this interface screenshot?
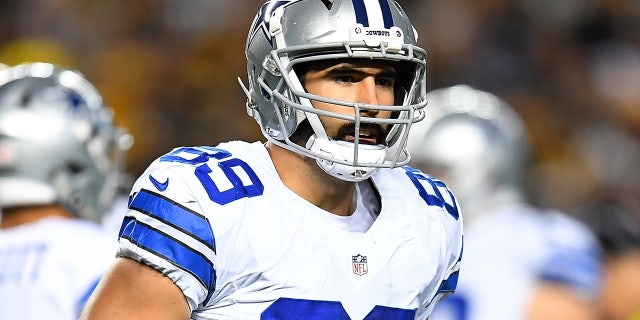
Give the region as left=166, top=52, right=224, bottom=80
left=116, top=141, right=463, bottom=319
left=0, top=217, right=117, bottom=320
left=430, top=203, right=602, bottom=320
left=101, top=195, right=130, bottom=237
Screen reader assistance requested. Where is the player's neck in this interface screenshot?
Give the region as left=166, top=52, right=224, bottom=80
left=266, top=142, right=356, bottom=216
left=0, top=204, right=72, bottom=229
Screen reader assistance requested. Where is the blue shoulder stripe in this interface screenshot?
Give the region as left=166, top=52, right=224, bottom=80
left=436, top=271, right=459, bottom=295
left=119, top=216, right=216, bottom=289
left=128, top=189, right=216, bottom=253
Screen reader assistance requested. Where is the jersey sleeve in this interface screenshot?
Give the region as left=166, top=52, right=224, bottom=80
left=404, top=167, right=464, bottom=319
left=426, top=196, right=464, bottom=318
left=116, top=159, right=217, bottom=312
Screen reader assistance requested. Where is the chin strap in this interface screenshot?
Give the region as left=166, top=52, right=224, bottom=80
left=307, top=136, right=387, bottom=181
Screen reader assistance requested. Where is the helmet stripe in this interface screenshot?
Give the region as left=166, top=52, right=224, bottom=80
left=363, top=0, right=384, bottom=27
left=352, top=0, right=395, bottom=29
left=377, top=0, right=394, bottom=29
left=352, top=0, right=370, bottom=27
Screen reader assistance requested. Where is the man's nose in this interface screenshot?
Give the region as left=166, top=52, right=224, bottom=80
left=356, top=77, right=381, bottom=116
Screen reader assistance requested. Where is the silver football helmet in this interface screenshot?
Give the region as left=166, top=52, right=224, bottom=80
left=239, top=0, right=427, bottom=181
left=407, top=85, right=530, bottom=220
left=0, top=62, right=133, bottom=222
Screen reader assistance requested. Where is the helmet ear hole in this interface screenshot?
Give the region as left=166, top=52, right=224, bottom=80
left=66, top=192, right=85, bottom=213
left=66, top=162, right=85, bottom=175
left=320, top=0, right=333, bottom=10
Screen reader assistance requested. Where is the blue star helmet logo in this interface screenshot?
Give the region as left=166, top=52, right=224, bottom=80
left=64, top=88, right=87, bottom=111
left=251, top=0, right=305, bottom=46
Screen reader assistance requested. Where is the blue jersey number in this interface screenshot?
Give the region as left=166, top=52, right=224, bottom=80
left=159, top=146, right=264, bottom=205
left=261, top=298, right=416, bottom=320
left=403, top=166, right=459, bottom=219
left=0, top=243, right=48, bottom=284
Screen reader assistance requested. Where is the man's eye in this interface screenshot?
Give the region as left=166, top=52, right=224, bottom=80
left=336, top=75, right=354, bottom=84
left=376, top=78, right=394, bottom=87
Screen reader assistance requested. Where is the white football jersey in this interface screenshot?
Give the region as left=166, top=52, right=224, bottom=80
left=430, top=204, right=602, bottom=320
left=0, top=217, right=118, bottom=320
left=117, top=141, right=464, bottom=320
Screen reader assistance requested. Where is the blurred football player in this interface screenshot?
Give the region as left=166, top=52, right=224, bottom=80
left=574, top=190, right=640, bottom=320
left=99, top=136, right=134, bottom=237
left=407, top=85, right=602, bottom=320
left=0, top=62, right=131, bottom=320
left=80, top=1, right=463, bottom=319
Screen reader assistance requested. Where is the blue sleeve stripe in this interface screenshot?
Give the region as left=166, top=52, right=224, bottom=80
left=129, top=189, right=216, bottom=253
left=119, top=216, right=216, bottom=289
left=436, top=271, right=459, bottom=294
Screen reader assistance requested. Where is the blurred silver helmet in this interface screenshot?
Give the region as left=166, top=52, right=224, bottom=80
left=239, top=0, right=427, bottom=181
left=0, top=62, right=133, bottom=222
left=407, top=85, right=530, bottom=218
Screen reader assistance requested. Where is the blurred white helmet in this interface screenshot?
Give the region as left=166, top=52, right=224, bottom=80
left=407, top=85, right=530, bottom=219
left=240, top=0, right=427, bottom=181
left=0, top=62, right=133, bottom=222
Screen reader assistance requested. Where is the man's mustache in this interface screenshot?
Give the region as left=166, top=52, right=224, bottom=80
left=335, top=122, right=388, bottom=145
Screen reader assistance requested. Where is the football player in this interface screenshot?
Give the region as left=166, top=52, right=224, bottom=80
left=408, top=85, right=602, bottom=320
left=574, top=191, right=640, bottom=320
left=0, top=62, right=132, bottom=319
left=80, top=1, right=464, bottom=319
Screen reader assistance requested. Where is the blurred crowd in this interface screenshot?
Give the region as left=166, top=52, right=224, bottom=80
left=1, top=0, right=639, bottom=212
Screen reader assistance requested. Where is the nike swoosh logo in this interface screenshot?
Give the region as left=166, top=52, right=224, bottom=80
left=149, top=175, right=169, bottom=191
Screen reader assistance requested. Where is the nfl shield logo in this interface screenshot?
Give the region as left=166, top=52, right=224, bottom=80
left=352, top=254, right=368, bottom=276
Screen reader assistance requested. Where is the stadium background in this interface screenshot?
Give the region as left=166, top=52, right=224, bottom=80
left=1, top=0, right=639, bottom=212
